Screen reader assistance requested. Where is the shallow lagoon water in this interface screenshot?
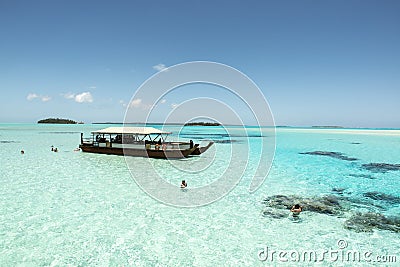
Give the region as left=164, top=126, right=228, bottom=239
left=1, top=124, right=399, bottom=266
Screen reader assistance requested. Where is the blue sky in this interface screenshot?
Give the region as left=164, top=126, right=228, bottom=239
left=0, top=0, right=399, bottom=127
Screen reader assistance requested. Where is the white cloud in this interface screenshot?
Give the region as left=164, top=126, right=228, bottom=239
left=153, top=63, right=167, bottom=72
left=27, top=93, right=39, bottom=101
left=127, top=98, right=153, bottom=110
left=89, top=86, right=96, bottom=89
left=74, top=92, right=93, bottom=103
left=27, top=93, right=51, bottom=102
left=129, top=98, right=143, bottom=108
left=41, top=96, right=51, bottom=102
left=62, top=92, right=75, bottom=99
left=62, top=92, right=93, bottom=103
left=160, top=99, right=166, bottom=104
left=119, top=100, right=127, bottom=107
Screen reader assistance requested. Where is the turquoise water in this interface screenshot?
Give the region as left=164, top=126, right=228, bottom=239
left=1, top=124, right=399, bottom=266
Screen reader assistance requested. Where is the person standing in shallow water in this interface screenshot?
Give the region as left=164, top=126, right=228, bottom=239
left=290, top=204, right=302, bottom=217
left=180, top=180, right=187, bottom=188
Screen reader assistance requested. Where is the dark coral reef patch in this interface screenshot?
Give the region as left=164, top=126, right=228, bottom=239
left=344, top=212, right=400, bottom=233
left=361, top=163, right=400, bottom=173
left=262, top=194, right=400, bottom=233
left=299, top=151, right=358, bottom=161
left=363, top=192, right=400, bottom=204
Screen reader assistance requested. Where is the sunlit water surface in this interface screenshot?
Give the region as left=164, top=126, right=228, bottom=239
left=1, top=124, right=399, bottom=266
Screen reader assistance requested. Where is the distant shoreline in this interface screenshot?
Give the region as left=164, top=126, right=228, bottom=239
left=1, top=122, right=397, bottom=130
left=279, top=128, right=400, bottom=136
left=311, top=126, right=344, bottom=129
left=88, top=122, right=399, bottom=130
left=184, top=122, right=221, bottom=126
left=92, top=122, right=222, bottom=126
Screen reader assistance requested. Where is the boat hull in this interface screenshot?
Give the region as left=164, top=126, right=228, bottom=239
left=79, top=144, right=198, bottom=159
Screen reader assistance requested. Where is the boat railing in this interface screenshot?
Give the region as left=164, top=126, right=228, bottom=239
left=81, top=136, right=193, bottom=151
left=82, top=138, right=93, bottom=144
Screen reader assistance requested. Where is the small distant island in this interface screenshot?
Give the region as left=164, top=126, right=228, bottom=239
left=311, top=126, right=344, bottom=129
left=38, top=118, right=82, bottom=124
left=184, top=122, right=221, bottom=126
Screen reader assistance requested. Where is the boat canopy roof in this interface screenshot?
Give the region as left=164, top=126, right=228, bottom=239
left=92, top=127, right=171, bottom=135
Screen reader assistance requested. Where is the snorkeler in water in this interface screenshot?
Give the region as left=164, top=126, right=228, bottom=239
left=290, top=204, right=303, bottom=217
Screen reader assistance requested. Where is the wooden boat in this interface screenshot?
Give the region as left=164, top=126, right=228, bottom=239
left=191, top=141, right=214, bottom=155
left=79, top=127, right=213, bottom=159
